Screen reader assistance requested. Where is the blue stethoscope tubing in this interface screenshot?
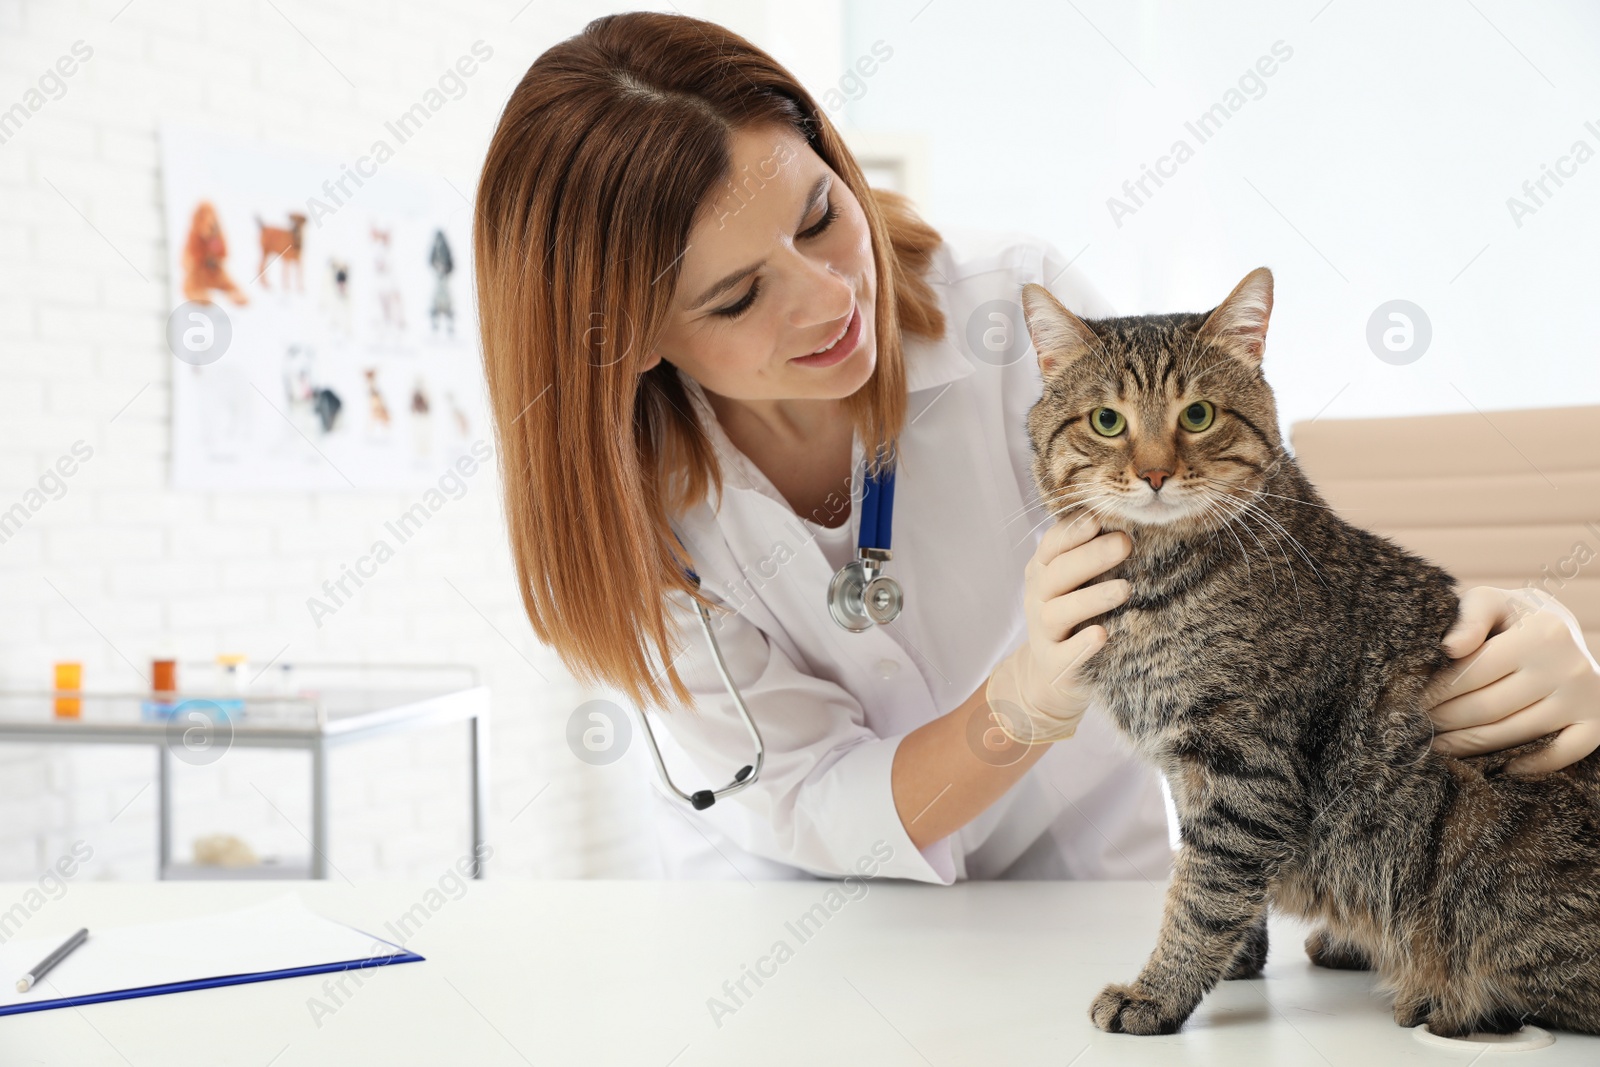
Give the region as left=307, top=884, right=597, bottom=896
left=827, top=461, right=902, bottom=633
left=638, top=461, right=900, bottom=810
left=860, top=458, right=894, bottom=551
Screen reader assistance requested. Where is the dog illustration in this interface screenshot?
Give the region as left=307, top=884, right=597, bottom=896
left=257, top=212, right=307, bottom=291
left=364, top=367, right=391, bottom=432
left=445, top=390, right=470, bottom=436
left=410, top=378, right=432, bottom=457
left=181, top=201, right=249, bottom=306
left=371, top=226, right=405, bottom=342
left=428, top=229, right=454, bottom=334
left=320, top=257, right=353, bottom=337
left=283, top=343, right=342, bottom=434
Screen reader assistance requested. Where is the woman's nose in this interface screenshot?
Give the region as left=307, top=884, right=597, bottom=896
left=788, top=265, right=854, bottom=329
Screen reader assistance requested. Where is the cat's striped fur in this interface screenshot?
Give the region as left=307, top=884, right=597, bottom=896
left=1020, top=268, right=1600, bottom=1038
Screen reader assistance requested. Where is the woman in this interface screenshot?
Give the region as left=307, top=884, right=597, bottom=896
left=473, top=11, right=1600, bottom=882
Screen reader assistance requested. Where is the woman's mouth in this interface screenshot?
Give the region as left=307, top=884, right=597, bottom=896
left=790, top=304, right=862, bottom=368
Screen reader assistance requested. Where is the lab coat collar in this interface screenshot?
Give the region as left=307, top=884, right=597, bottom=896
left=902, top=326, right=977, bottom=395
left=676, top=321, right=974, bottom=504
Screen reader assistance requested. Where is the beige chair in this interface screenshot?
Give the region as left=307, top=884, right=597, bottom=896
left=1290, top=404, right=1600, bottom=658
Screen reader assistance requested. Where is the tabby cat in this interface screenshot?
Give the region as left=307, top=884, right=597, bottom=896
left=1018, top=268, right=1600, bottom=1038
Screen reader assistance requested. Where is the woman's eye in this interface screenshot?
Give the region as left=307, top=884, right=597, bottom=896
left=1090, top=406, right=1126, bottom=437
left=799, top=199, right=839, bottom=240
left=713, top=277, right=761, bottom=320
left=710, top=201, right=838, bottom=321
left=1179, top=400, right=1215, bottom=432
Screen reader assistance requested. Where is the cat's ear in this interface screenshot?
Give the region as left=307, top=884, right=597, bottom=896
left=1198, top=267, right=1274, bottom=364
left=1021, top=283, right=1098, bottom=377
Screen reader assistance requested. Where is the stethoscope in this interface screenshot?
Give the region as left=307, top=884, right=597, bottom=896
left=636, top=461, right=902, bottom=810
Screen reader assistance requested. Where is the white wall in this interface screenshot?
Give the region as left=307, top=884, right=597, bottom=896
left=20, top=0, right=1584, bottom=890
left=843, top=0, right=1600, bottom=439
left=0, top=0, right=846, bottom=889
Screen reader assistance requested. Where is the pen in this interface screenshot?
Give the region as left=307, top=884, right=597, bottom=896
left=15, top=928, right=88, bottom=993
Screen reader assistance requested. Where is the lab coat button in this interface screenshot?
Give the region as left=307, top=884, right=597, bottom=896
left=875, top=658, right=900, bottom=678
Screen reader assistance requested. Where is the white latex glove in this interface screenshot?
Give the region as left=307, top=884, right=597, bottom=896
left=987, top=513, right=1133, bottom=744
left=1423, top=585, right=1600, bottom=775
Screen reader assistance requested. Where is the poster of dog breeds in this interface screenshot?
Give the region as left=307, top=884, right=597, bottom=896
left=160, top=122, right=484, bottom=490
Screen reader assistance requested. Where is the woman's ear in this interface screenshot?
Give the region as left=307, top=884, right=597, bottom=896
left=641, top=351, right=663, bottom=373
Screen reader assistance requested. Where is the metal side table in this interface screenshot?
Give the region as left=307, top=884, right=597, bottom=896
left=0, top=662, right=489, bottom=880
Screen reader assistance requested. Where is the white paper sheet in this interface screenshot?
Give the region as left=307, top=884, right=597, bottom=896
left=0, top=894, right=417, bottom=1013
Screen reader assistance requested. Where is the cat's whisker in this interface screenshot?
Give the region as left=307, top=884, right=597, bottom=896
left=1247, top=488, right=1340, bottom=512
left=1001, top=499, right=1052, bottom=527
left=1196, top=486, right=1285, bottom=595
left=1074, top=494, right=1123, bottom=526
left=1004, top=486, right=1107, bottom=534
left=1192, top=486, right=1267, bottom=588
left=1241, top=512, right=1305, bottom=611
left=1198, top=498, right=1249, bottom=569
left=1202, top=485, right=1302, bottom=605
left=1249, top=508, right=1313, bottom=612
left=1068, top=495, right=1121, bottom=532
left=1001, top=496, right=1046, bottom=524
left=1004, top=483, right=1101, bottom=526
left=1085, top=499, right=1134, bottom=538
left=1015, top=491, right=1115, bottom=547
left=1229, top=494, right=1325, bottom=571
left=1211, top=504, right=1255, bottom=582
left=1216, top=491, right=1302, bottom=605
left=1013, top=510, right=1063, bottom=548
left=1227, top=495, right=1331, bottom=591
left=1203, top=481, right=1317, bottom=570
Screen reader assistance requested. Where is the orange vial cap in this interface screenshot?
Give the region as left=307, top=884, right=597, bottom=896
left=53, top=661, right=82, bottom=718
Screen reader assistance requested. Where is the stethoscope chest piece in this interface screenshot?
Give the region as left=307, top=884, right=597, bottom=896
left=827, top=552, right=903, bottom=632
left=865, top=573, right=904, bottom=624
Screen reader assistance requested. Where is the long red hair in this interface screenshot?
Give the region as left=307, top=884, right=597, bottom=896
left=474, top=11, right=947, bottom=712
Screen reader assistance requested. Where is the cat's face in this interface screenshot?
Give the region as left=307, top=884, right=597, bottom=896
left=1020, top=268, right=1282, bottom=533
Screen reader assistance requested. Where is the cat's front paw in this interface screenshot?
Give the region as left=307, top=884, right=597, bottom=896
left=1089, top=980, right=1187, bottom=1035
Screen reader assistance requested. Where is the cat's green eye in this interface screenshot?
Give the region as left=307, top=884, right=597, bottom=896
left=1090, top=407, right=1126, bottom=437
left=1179, top=400, right=1215, bottom=432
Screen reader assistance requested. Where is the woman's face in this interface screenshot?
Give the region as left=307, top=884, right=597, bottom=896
left=645, top=122, right=877, bottom=403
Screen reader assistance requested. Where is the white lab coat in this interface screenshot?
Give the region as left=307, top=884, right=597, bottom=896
left=634, top=227, right=1177, bottom=884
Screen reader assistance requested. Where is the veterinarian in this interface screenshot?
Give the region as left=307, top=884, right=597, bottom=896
left=473, top=12, right=1600, bottom=882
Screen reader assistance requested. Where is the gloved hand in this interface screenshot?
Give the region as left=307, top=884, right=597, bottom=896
left=986, top=513, right=1132, bottom=744
left=1424, top=585, right=1600, bottom=774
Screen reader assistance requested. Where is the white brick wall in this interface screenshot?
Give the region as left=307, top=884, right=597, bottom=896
left=0, top=0, right=851, bottom=886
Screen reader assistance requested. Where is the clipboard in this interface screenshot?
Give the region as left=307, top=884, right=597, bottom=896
left=0, top=894, right=424, bottom=1017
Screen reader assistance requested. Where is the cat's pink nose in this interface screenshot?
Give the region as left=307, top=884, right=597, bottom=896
left=1140, top=468, right=1172, bottom=491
